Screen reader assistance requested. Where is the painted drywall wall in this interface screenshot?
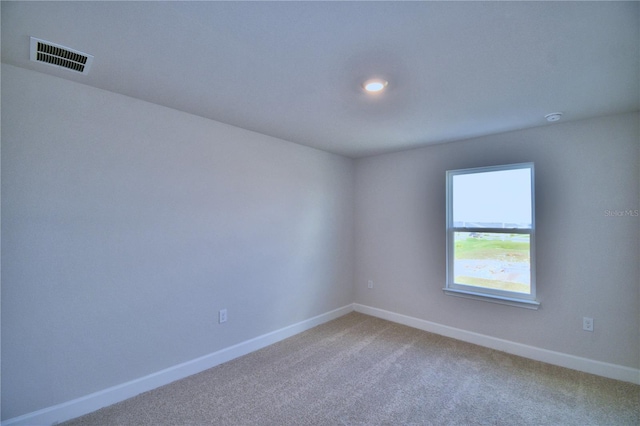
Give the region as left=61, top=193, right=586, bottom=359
left=2, top=60, right=638, bottom=421
left=355, top=112, right=639, bottom=369
left=1, top=64, right=355, bottom=420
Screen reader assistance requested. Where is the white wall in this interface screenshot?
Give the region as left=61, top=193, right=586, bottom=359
left=2, top=61, right=639, bottom=422
left=355, top=112, right=639, bottom=369
left=1, top=64, right=355, bottom=420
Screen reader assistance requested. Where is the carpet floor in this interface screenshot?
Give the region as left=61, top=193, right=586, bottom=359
left=63, top=312, right=639, bottom=425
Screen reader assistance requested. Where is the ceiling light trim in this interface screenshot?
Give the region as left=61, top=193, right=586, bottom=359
left=362, top=78, right=388, bottom=93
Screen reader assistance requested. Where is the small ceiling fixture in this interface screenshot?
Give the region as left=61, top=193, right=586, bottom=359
left=362, top=78, right=388, bottom=93
left=30, top=37, right=94, bottom=75
left=545, top=112, right=563, bottom=122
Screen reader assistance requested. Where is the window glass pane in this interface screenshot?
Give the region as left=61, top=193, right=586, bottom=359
left=453, top=232, right=530, bottom=294
left=452, top=168, right=532, bottom=228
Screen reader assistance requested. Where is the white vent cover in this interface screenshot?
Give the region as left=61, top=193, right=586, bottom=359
left=30, top=37, right=94, bottom=75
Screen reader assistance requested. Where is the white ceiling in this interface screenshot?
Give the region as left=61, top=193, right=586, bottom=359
left=2, top=1, right=639, bottom=158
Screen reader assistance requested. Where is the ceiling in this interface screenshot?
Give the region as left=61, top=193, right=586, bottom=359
left=2, top=1, right=638, bottom=158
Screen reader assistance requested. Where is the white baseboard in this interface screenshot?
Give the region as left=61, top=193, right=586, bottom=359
left=354, top=303, right=640, bottom=385
left=6, top=303, right=638, bottom=425
left=2, top=304, right=354, bottom=426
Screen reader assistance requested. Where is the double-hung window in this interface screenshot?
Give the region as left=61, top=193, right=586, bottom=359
left=444, top=163, right=539, bottom=309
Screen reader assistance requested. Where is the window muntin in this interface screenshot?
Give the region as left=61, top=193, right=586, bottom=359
left=445, top=163, right=537, bottom=307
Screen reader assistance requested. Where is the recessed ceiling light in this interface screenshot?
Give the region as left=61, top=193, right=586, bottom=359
left=363, top=78, right=388, bottom=93
left=545, top=112, right=563, bottom=122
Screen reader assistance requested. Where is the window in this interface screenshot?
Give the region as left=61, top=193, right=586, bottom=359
left=444, top=163, right=539, bottom=309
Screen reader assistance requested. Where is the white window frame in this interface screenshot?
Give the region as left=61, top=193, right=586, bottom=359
left=444, top=162, right=539, bottom=310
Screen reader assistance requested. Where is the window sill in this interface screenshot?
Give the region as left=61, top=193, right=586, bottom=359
left=443, top=288, right=540, bottom=310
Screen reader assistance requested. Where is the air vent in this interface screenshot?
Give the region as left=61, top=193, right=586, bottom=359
left=30, top=37, right=94, bottom=75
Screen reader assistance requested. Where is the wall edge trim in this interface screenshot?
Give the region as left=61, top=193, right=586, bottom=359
left=2, top=304, right=355, bottom=426
left=353, top=303, right=640, bottom=385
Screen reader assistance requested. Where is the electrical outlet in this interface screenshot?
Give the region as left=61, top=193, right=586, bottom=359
left=219, top=309, right=228, bottom=324
left=368, top=280, right=374, bottom=289
left=583, top=317, right=593, bottom=332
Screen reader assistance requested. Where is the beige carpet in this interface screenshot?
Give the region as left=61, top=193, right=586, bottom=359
left=64, top=312, right=639, bottom=425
